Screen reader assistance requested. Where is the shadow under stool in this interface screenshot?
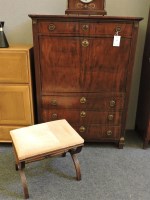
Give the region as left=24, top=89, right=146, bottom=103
left=10, top=119, right=84, bottom=199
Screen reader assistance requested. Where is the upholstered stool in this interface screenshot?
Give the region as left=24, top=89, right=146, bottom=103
left=10, top=119, right=84, bottom=199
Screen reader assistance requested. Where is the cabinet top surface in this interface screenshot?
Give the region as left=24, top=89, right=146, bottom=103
left=0, top=45, right=33, bottom=51
left=29, top=14, right=143, bottom=22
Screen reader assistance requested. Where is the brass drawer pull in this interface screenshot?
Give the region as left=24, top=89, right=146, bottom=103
left=106, top=130, right=112, bottom=136
left=115, top=26, right=121, bottom=33
left=80, top=97, right=87, bottom=104
left=48, top=24, right=56, bottom=31
left=79, top=126, right=86, bottom=133
left=51, top=99, right=57, bottom=106
left=82, top=24, right=89, bottom=31
left=51, top=113, right=58, bottom=119
left=108, top=114, right=114, bottom=121
left=81, top=39, right=89, bottom=47
left=80, top=111, right=86, bottom=118
left=110, top=100, right=116, bottom=108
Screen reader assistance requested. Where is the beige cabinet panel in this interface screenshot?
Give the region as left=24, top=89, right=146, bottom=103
left=0, top=125, right=22, bottom=142
left=0, top=51, right=29, bottom=83
left=0, top=85, right=32, bottom=125
left=0, top=46, right=34, bottom=142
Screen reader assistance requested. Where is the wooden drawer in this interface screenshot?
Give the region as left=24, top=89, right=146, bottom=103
left=41, top=93, right=125, bottom=111
left=0, top=51, right=29, bottom=83
left=73, top=124, right=121, bottom=141
left=38, top=21, right=133, bottom=37
left=85, top=22, right=133, bottom=37
left=41, top=109, right=122, bottom=125
left=38, top=21, right=79, bottom=34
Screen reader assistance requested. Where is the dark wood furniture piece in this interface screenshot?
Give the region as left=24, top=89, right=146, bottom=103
left=65, top=0, right=107, bottom=15
left=29, top=15, right=142, bottom=148
left=135, top=9, right=150, bottom=149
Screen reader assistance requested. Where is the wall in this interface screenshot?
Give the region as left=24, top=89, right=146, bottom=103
left=0, top=0, right=149, bottom=129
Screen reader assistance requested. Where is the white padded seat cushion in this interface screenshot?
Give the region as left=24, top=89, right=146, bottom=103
left=10, top=119, right=84, bottom=160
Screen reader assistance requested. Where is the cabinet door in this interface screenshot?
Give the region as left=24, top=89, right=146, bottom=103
left=39, top=36, right=131, bottom=93
left=83, top=37, right=131, bottom=92
left=0, top=85, right=32, bottom=125
left=39, top=36, right=85, bottom=93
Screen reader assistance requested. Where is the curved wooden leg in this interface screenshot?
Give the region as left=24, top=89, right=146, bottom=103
left=70, top=153, right=81, bottom=181
left=18, top=163, right=29, bottom=199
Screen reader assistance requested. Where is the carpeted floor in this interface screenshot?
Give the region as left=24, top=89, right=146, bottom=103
left=0, top=131, right=150, bottom=200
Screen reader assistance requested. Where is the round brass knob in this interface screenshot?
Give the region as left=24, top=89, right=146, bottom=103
left=108, top=114, right=114, bottom=121
left=115, top=26, right=121, bottom=32
left=80, top=97, right=87, bottom=104
left=51, top=113, right=58, bottom=119
left=48, top=24, right=56, bottom=31
left=80, top=111, right=86, bottom=118
left=110, top=100, right=116, bottom=108
left=88, top=3, right=96, bottom=9
left=79, top=126, right=86, bottom=133
left=51, top=99, right=57, bottom=106
left=106, top=130, right=112, bottom=136
left=82, top=24, right=89, bottom=31
left=81, top=39, right=89, bottom=47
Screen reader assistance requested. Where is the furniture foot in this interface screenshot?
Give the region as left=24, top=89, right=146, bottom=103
left=143, top=139, right=149, bottom=149
left=118, top=137, right=125, bottom=149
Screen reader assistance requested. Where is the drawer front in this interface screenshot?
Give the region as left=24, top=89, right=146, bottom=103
left=38, top=21, right=133, bottom=37
left=41, top=109, right=122, bottom=125
left=41, top=93, right=125, bottom=111
left=73, top=125, right=121, bottom=140
left=38, top=21, right=79, bottom=34
left=0, top=51, right=29, bottom=83
left=87, top=22, right=133, bottom=37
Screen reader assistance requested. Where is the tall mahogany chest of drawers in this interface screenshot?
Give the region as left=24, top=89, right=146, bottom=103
left=29, top=15, right=142, bottom=148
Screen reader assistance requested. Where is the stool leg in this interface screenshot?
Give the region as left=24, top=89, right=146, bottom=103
left=70, top=153, right=81, bottom=181
left=62, top=152, right=67, bottom=157
left=69, top=147, right=83, bottom=181
left=12, top=145, right=29, bottom=198
left=18, top=162, right=29, bottom=199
